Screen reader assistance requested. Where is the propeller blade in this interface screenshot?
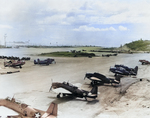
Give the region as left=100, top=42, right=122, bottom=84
left=49, top=86, right=53, bottom=92
left=49, top=79, right=53, bottom=92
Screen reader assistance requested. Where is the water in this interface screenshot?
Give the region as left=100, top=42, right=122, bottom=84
left=0, top=47, right=149, bottom=58
left=0, top=47, right=76, bottom=57
left=0, top=47, right=150, bottom=67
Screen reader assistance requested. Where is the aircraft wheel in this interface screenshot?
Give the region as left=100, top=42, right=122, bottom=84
left=57, top=93, right=61, bottom=98
left=83, top=92, right=87, bottom=96
left=63, top=93, right=66, bottom=97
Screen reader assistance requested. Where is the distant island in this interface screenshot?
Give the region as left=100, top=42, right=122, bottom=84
left=124, top=39, right=150, bottom=51
left=39, top=50, right=96, bottom=57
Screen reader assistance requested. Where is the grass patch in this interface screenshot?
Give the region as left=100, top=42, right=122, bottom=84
left=39, top=51, right=96, bottom=57
left=125, top=39, right=150, bottom=51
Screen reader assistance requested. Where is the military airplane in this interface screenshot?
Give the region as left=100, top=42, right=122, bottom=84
left=0, top=97, right=57, bottom=118
left=139, top=60, right=150, bottom=65
left=109, top=65, right=138, bottom=76
left=34, top=58, right=56, bottom=65
left=84, top=72, right=121, bottom=86
left=114, top=64, right=138, bottom=71
left=4, top=60, right=25, bottom=68
left=50, top=82, right=98, bottom=101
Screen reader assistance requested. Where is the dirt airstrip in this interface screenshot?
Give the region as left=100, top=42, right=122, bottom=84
left=0, top=53, right=150, bottom=118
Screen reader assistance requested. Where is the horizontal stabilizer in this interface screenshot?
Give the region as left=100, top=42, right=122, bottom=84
left=46, top=102, right=57, bottom=116
left=115, top=75, right=123, bottom=82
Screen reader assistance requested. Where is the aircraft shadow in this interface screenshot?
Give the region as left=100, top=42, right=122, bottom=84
left=48, top=96, right=75, bottom=104
left=48, top=96, right=99, bottom=105
left=86, top=99, right=99, bottom=105
left=86, top=83, right=121, bottom=88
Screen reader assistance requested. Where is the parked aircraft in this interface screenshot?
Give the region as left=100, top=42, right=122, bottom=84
left=50, top=82, right=98, bottom=101
left=110, top=65, right=138, bottom=76
left=0, top=97, right=57, bottom=118
left=114, top=64, right=137, bottom=72
left=84, top=72, right=121, bottom=86
left=4, top=60, right=25, bottom=68
left=34, top=58, right=56, bottom=65
left=139, top=60, right=150, bottom=65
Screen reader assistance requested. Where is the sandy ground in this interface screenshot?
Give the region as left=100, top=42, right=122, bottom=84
left=0, top=53, right=150, bottom=118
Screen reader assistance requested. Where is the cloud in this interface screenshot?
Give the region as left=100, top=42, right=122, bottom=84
left=119, top=25, right=128, bottom=31
left=73, top=25, right=116, bottom=31
left=0, top=25, right=13, bottom=29
left=1, top=0, right=150, bottom=47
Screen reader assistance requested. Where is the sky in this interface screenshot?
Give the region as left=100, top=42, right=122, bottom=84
left=0, top=0, right=150, bottom=47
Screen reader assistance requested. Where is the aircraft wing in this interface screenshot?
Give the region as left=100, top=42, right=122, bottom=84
left=91, top=77, right=101, bottom=81
left=52, top=88, right=72, bottom=94
left=7, top=115, right=22, bottom=118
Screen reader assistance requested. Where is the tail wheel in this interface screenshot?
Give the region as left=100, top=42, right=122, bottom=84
left=83, top=92, right=87, bottom=96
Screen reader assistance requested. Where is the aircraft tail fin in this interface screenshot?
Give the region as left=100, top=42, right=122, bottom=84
left=46, top=102, right=57, bottom=116
left=115, top=75, right=123, bottom=82
left=34, top=60, right=36, bottom=64
left=84, top=74, right=87, bottom=80
left=134, top=66, right=138, bottom=75
left=90, top=86, right=98, bottom=95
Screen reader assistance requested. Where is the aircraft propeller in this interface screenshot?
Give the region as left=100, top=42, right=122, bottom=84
left=84, top=75, right=86, bottom=80
left=49, top=86, right=53, bottom=92
left=49, top=79, right=53, bottom=92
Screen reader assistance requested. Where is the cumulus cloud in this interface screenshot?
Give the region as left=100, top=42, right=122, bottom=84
left=73, top=25, right=116, bottom=32
left=1, top=0, right=150, bottom=47
left=119, top=25, right=128, bottom=31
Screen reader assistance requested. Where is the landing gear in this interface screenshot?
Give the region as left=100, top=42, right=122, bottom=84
left=91, top=81, right=97, bottom=86
left=91, top=81, right=103, bottom=86
left=83, top=93, right=87, bottom=101
left=63, top=93, right=66, bottom=97
left=57, top=93, right=65, bottom=98
left=57, top=93, right=61, bottom=98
